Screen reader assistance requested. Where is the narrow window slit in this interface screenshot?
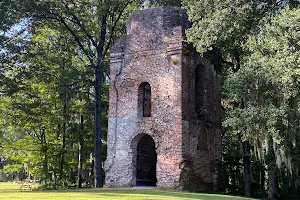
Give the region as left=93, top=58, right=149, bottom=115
left=138, top=82, right=151, bottom=117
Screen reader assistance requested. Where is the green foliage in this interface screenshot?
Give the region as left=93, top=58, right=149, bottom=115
left=182, top=0, right=297, bottom=72
left=148, top=0, right=181, bottom=7
left=183, top=0, right=266, bottom=52
left=1, top=7, right=95, bottom=185
left=223, top=6, right=300, bottom=197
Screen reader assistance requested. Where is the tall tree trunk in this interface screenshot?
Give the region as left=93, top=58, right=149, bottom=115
left=78, top=142, right=83, bottom=188
left=53, top=172, right=57, bottom=189
left=60, top=94, right=67, bottom=180
left=260, top=162, right=265, bottom=191
left=41, top=127, right=48, bottom=183
left=91, top=158, right=95, bottom=187
left=267, top=136, right=278, bottom=200
left=243, top=141, right=251, bottom=197
left=94, top=64, right=103, bottom=188
left=78, top=114, right=84, bottom=188
left=94, top=12, right=107, bottom=188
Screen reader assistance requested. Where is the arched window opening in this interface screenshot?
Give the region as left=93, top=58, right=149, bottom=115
left=138, top=82, right=151, bottom=117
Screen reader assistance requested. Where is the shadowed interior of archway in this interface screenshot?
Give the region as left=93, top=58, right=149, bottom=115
left=136, top=134, right=157, bottom=186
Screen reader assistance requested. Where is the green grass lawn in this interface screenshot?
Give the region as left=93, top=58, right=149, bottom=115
left=0, top=182, right=254, bottom=200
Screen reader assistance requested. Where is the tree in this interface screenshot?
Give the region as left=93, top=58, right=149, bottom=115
left=224, top=6, right=300, bottom=199
left=248, top=7, right=300, bottom=199
left=0, top=23, right=96, bottom=187
left=27, top=23, right=95, bottom=186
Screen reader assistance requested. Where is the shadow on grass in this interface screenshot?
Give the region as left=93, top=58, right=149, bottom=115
left=100, top=189, right=251, bottom=200
left=30, top=188, right=252, bottom=200
left=0, top=182, right=253, bottom=200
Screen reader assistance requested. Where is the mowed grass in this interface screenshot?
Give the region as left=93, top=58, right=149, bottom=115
left=0, top=182, right=254, bottom=200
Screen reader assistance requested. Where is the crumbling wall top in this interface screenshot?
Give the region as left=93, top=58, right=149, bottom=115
left=111, top=6, right=189, bottom=54
left=126, top=6, right=185, bottom=35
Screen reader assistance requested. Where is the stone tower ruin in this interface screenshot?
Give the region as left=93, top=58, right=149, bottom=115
left=105, top=6, right=222, bottom=190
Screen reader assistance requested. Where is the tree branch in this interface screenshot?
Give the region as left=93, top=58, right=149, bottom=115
left=102, top=2, right=131, bottom=59
left=33, top=127, right=42, bottom=142
left=61, top=0, right=98, bottom=48
left=48, top=11, right=96, bottom=69
left=98, top=13, right=107, bottom=54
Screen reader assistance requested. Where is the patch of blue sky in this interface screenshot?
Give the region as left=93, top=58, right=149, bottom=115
left=4, top=19, right=29, bottom=37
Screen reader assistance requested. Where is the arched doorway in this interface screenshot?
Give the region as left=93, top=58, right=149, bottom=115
left=136, top=134, right=157, bottom=186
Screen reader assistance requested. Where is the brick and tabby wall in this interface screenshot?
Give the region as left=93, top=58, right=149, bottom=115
left=105, top=6, right=221, bottom=190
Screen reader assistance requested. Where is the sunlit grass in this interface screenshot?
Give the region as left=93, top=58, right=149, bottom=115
left=0, top=182, right=254, bottom=200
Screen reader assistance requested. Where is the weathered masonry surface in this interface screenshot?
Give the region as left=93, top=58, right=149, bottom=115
left=105, top=6, right=222, bottom=190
